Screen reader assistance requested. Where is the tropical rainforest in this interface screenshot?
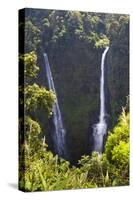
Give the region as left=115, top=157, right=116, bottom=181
left=19, top=8, right=129, bottom=191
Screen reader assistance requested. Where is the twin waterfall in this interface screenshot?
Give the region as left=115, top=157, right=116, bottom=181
left=43, top=53, right=66, bottom=158
left=93, top=46, right=109, bottom=153
left=43, top=47, right=109, bottom=158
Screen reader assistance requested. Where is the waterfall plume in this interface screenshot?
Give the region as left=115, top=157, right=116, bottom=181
left=93, top=46, right=109, bottom=153
left=43, top=53, right=66, bottom=158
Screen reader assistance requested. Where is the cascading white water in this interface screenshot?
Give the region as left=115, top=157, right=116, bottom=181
left=43, top=53, right=66, bottom=157
left=93, top=46, right=109, bottom=153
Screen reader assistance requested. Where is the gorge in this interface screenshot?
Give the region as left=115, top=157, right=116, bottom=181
left=43, top=47, right=109, bottom=159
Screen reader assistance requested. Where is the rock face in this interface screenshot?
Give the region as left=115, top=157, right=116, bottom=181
left=107, top=45, right=129, bottom=127
left=47, top=43, right=101, bottom=163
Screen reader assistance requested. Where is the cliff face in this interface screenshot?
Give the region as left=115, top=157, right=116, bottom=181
left=107, top=45, right=129, bottom=127
left=47, top=42, right=101, bottom=163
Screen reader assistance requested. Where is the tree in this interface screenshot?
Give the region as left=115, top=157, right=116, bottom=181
left=19, top=51, right=39, bottom=84
left=105, top=108, right=129, bottom=185
left=19, top=51, right=56, bottom=191
left=19, top=20, right=41, bottom=53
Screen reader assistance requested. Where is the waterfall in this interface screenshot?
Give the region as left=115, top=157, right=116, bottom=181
left=43, top=53, right=66, bottom=157
left=93, top=46, right=109, bottom=153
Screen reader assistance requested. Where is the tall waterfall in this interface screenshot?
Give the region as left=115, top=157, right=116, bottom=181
left=43, top=53, right=66, bottom=157
left=93, top=46, right=109, bottom=153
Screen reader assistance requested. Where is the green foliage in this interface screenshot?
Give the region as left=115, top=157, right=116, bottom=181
left=105, top=108, right=129, bottom=163
left=79, top=153, right=110, bottom=187
left=19, top=51, right=39, bottom=82
left=19, top=109, right=129, bottom=191
left=95, top=34, right=110, bottom=48
left=112, top=141, right=129, bottom=167
left=19, top=146, right=96, bottom=191
left=105, top=109, right=129, bottom=185
left=25, top=116, right=41, bottom=140
left=42, top=18, right=50, bottom=28
left=19, top=51, right=55, bottom=116
left=19, top=51, right=56, bottom=191
left=24, top=83, right=55, bottom=115
left=24, top=20, right=41, bottom=52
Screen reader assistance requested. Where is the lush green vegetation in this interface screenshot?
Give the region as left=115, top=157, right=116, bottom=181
left=19, top=99, right=129, bottom=191
left=19, top=9, right=129, bottom=191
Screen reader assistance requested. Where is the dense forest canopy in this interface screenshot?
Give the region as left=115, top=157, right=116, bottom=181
left=19, top=8, right=129, bottom=191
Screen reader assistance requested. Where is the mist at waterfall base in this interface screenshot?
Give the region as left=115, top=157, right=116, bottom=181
left=92, top=47, right=109, bottom=153
left=43, top=53, right=66, bottom=158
